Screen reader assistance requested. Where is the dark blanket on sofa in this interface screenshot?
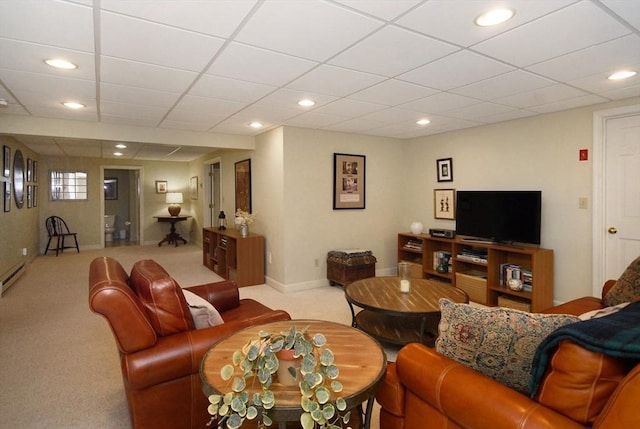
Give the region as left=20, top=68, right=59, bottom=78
left=529, top=301, right=640, bottom=397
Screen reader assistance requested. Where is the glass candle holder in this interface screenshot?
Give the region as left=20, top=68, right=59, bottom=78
left=398, top=262, right=411, bottom=293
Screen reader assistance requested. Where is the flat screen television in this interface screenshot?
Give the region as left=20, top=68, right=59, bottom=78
left=455, top=191, right=542, bottom=245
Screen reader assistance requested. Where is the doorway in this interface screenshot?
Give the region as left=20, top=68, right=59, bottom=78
left=593, top=104, right=640, bottom=294
left=101, top=166, right=142, bottom=247
left=205, top=159, right=222, bottom=228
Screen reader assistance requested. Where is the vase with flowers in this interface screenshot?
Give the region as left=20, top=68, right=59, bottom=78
left=234, top=209, right=255, bottom=237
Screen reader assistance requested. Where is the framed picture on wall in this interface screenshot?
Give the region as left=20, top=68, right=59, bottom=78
left=33, top=185, right=38, bottom=207
left=333, top=153, right=366, bottom=209
left=235, top=159, right=251, bottom=213
left=190, top=176, right=198, bottom=200
left=3, top=145, right=9, bottom=178
left=434, top=189, right=455, bottom=220
left=104, top=178, right=118, bottom=200
left=27, top=158, right=33, bottom=182
left=4, top=181, right=10, bottom=212
left=436, top=158, right=453, bottom=182
left=155, top=180, right=167, bottom=194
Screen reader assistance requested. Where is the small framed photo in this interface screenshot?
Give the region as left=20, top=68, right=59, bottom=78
left=190, top=176, right=198, bottom=200
left=3, top=145, right=10, bottom=178
left=333, top=153, right=366, bottom=210
left=434, top=189, right=455, bottom=220
left=27, top=158, right=33, bottom=182
left=155, top=180, right=168, bottom=194
left=33, top=185, right=38, bottom=207
left=27, top=185, right=32, bottom=208
left=436, top=158, right=453, bottom=182
left=3, top=181, right=10, bottom=212
left=32, top=160, right=38, bottom=182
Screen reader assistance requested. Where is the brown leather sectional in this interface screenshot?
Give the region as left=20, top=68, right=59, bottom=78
left=88, top=256, right=291, bottom=429
left=376, top=280, right=639, bottom=429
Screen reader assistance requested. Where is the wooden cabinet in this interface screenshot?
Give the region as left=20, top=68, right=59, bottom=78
left=203, top=228, right=265, bottom=287
left=398, top=233, right=554, bottom=312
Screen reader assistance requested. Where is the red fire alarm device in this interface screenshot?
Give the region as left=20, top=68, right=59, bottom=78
left=579, top=149, right=588, bottom=161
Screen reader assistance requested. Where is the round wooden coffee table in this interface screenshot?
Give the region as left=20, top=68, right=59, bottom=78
left=344, top=277, right=468, bottom=346
left=200, top=319, right=386, bottom=429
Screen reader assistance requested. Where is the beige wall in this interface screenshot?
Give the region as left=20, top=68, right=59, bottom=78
left=0, top=136, right=39, bottom=290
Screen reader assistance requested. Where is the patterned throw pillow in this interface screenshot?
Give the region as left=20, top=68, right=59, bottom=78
left=603, top=256, right=640, bottom=307
left=436, top=299, right=580, bottom=394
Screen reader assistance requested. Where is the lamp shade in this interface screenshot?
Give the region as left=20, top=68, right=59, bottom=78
left=166, top=192, right=183, bottom=204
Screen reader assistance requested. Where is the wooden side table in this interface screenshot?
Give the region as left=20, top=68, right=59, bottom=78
left=345, top=277, right=468, bottom=346
left=153, top=215, right=190, bottom=247
left=200, top=319, right=386, bottom=429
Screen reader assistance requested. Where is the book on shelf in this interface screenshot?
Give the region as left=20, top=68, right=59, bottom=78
left=500, top=263, right=533, bottom=289
left=433, top=250, right=452, bottom=273
left=402, top=239, right=423, bottom=251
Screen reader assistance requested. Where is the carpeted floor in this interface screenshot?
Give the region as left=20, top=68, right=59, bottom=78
left=0, top=244, right=388, bottom=428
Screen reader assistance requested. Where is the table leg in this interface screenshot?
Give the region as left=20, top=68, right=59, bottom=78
left=347, top=301, right=358, bottom=328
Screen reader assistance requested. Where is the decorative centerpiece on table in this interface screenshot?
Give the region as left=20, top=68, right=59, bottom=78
left=207, top=325, right=350, bottom=429
left=234, top=209, right=255, bottom=237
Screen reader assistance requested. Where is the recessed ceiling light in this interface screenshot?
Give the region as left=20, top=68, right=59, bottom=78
left=608, top=70, right=637, bottom=80
left=113, top=152, right=123, bottom=157
left=298, top=99, right=316, bottom=107
left=475, top=8, right=515, bottom=27
left=249, top=122, right=263, bottom=129
left=62, top=101, right=85, bottom=109
left=416, top=118, right=431, bottom=126
left=45, top=58, right=77, bottom=70
left=115, top=143, right=127, bottom=149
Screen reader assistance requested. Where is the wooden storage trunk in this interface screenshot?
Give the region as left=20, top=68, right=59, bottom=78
left=498, top=294, right=532, bottom=312
left=455, top=272, right=487, bottom=305
left=327, top=250, right=376, bottom=287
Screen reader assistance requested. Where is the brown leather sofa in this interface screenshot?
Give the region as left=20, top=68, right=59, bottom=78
left=376, top=280, right=640, bottom=429
left=88, top=256, right=291, bottom=429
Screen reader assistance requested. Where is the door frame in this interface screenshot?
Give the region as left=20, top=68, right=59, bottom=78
left=100, top=165, right=144, bottom=247
left=592, top=103, right=640, bottom=295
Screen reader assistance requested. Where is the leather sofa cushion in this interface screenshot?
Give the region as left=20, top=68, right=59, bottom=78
left=536, top=340, right=632, bottom=424
left=129, top=259, right=195, bottom=336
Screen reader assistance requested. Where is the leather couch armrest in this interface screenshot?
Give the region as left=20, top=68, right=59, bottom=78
left=394, top=343, right=584, bottom=429
left=123, top=312, right=290, bottom=390
left=186, top=280, right=240, bottom=313
left=375, top=362, right=405, bottom=418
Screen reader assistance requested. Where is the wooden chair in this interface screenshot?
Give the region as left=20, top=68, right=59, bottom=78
left=45, top=216, right=79, bottom=256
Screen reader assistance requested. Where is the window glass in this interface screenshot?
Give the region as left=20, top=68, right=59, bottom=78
left=50, top=170, right=88, bottom=200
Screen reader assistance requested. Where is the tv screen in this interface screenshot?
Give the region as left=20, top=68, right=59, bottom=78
left=455, top=191, right=542, bottom=245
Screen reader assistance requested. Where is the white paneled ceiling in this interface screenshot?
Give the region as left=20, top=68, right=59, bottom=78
left=0, top=0, right=639, bottom=161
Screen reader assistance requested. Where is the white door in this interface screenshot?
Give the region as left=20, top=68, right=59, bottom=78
left=604, top=114, right=640, bottom=278
left=594, top=105, right=640, bottom=294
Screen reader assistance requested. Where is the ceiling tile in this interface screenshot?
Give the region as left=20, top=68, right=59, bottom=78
left=101, top=113, right=163, bottom=128
left=452, top=70, right=555, bottom=100
left=189, top=75, right=277, bottom=103
left=395, top=0, right=575, bottom=47
left=350, top=79, right=439, bottom=106
left=399, top=92, right=482, bottom=114
left=101, top=11, right=225, bottom=71
left=100, top=57, right=198, bottom=93
left=0, top=0, right=94, bottom=52
left=314, top=99, right=387, bottom=117
left=235, top=0, right=384, bottom=62
left=567, top=63, right=640, bottom=93
left=283, top=111, right=346, bottom=128
left=100, top=0, right=259, bottom=38
left=527, top=34, right=640, bottom=81
left=601, top=0, right=640, bottom=30
left=328, top=25, right=457, bottom=77
left=0, top=39, right=95, bottom=80
left=398, top=50, right=514, bottom=91
left=528, top=94, right=609, bottom=113
left=493, top=84, right=588, bottom=109
left=173, top=95, right=245, bottom=117
left=253, top=88, right=337, bottom=109
left=473, top=1, right=632, bottom=67
left=287, top=65, right=386, bottom=97
left=100, top=83, right=180, bottom=108
left=332, top=0, right=422, bottom=21
left=207, top=43, right=318, bottom=87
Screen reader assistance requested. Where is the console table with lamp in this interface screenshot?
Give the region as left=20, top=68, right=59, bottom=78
left=154, top=192, right=190, bottom=247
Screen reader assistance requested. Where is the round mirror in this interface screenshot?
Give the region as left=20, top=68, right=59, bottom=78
left=13, top=149, right=25, bottom=208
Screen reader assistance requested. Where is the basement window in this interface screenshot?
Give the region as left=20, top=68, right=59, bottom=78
left=50, top=170, right=88, bottom=200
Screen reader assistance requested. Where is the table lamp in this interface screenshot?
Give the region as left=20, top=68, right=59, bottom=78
left=166, top=192, right=183, bottom=216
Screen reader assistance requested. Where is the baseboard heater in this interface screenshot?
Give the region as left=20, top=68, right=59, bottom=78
left=1, top=262, right=26, bottom=295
